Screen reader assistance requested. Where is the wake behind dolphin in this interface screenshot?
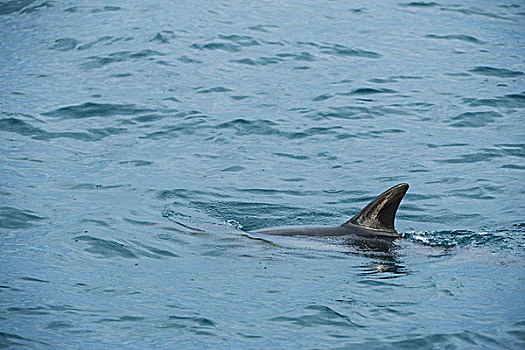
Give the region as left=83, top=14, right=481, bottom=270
left=252, top=183, right=409, bottom=239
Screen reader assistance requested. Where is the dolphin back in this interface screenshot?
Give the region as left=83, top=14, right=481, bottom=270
left=342, top=183, right=409, bottom=233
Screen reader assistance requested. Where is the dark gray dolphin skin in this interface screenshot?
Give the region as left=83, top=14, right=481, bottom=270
left=252, top=183, right=409, bottom=239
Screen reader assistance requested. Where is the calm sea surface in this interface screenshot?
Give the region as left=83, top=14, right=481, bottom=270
left=1, top=0, right=524, bottom=349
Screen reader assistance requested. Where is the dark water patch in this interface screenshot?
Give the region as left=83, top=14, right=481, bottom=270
left=319, top=43, right=381, bottom=59
left=191, top=42, right=240, bottom=53
left=0, top=206, right=45, bottom=229
left=230, top=95, right=250, bottom=100
left=427, top=143, right=470, bottom=149
left=446, top=72, right=471, bottom=77
left=150, top=31, right=178, bottom=44
left=19, top=277, right=49, bottom=283
left=91, top=6, right=122, bottom=13
left=448, top=111, right=503, bottom=128
left=197, top=86, right=232, bottom=94
left=45, top=321, right=73, bottom=329
left=122, top=218, right=158, bottom=226
left=341, top=88, right=397, bottom=96
left=276, top=52, right=316, bottom=61
left=109, top=73, right=132, bottom=78
left=0, top=0, right=36, bottom=15
left=247, top=24, right=279, bottom=32
left=425, top=34, right=484, bottom=44
left=218, top=34, right=260, bottom=47
left=49, top=38, right=79, bottom=51
left=43, top=102, right=151, bottom=119
left=501, top=164, right=525, bottom=170
left=177, top=55, right=202, bottom=64
left=97, top=316, right=145, bottom=323
left=7, top=306, right=51, bottom=315
left=132, top=113, right=168, bottom=123
left=19, top=1, right=52, bottom=14
left=357, top=129, right=405, bottom=138
left=463, top=93, right=525, bottom=108
left=270, top=305, right=363, bottom=329
left=0, top=331, right=47, bottom=349
left=274, top=152, right=309, bottom=160
left=77, top=36, right=113, bottom=51
left=232, top=57, right=284, bottom=66
left=401, top=2, right=440, bottom=7
left=281, top=177, right=306, bottom=182
left=167, top=315, right=216, bottom=329
left=156, top=59, right=177, bottom=67
left=221, top=166, right=245, bottom=172
left=81, top=50, right=164, bottom=69
left=313, top=94, right=333, bottom=102
left=215, top=118, right=278, bottom=136
left=141, top=119, right=207, bottom=140
left=469, top=66, right=524, bottom=78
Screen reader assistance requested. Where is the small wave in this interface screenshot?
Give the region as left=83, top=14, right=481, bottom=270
left=90, top=6, right=122, bottom=13
left=42, top=102, right=152, bottom=119
left=436, top=144, right=524, bottom=164
left=440, top=6, right=510, bottom=20
left=197, top=86, right=233, bottom=94
left=218, top=34, right=260, bottom=47
left=75, top=235, right=179, bottom=259
left=0, top=0, right=36, bottom=15
left=463, top=93, right=525, bottom=109
left=81, top=50, right=164, bottom=69
left=401, top=2, right=439, bottom=7
left=191, top=42, right=240, bottom=53
left=246, top=24, right=279, bottom=33
left=0, top=331, right=49, bottom=348
left=425, top=34, right=484, bottom=44
left=320, top=43, right=381, bottom=59
left=341, top=88, right=397, bottom=96
left=77, top=36, right=123, bottom=51
left=468, top=66, right=524, bottom=78
left=270, top=304, right=363, bottom=329
left=0, top=116, right=124, bottom=141
left=232, top=57, right=284, bottom=66
left=447, top=111, right=503, bottom=128
left=150, top=31, right=178, bottom=44
left=164, top=315, right=216, bottom=334
left=220, top=165, right=245, bottom=172
left=0, top=206, right=45, bottom=229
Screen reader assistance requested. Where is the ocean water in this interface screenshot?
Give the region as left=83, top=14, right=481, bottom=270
left=1, top=0, right=524, bottom=348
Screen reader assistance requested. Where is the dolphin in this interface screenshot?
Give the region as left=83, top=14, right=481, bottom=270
left=252, top=183, right=409, bottom=239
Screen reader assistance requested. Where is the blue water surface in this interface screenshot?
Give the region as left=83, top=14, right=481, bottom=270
left=1, top=0, right=524, bottom=348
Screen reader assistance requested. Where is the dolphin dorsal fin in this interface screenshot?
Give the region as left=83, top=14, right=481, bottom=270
left=342, top=183, right=409, bottom=233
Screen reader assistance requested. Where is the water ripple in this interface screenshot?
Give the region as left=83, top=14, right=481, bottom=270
left=0, top=206, right=45, bottom=229
left=468, top=67, right=524, bottom=78
left=75, top=235, right=179, bottom=259
left=42, top=102, right=152, bottom=119
left=270, top=305, right=364, bottom=329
